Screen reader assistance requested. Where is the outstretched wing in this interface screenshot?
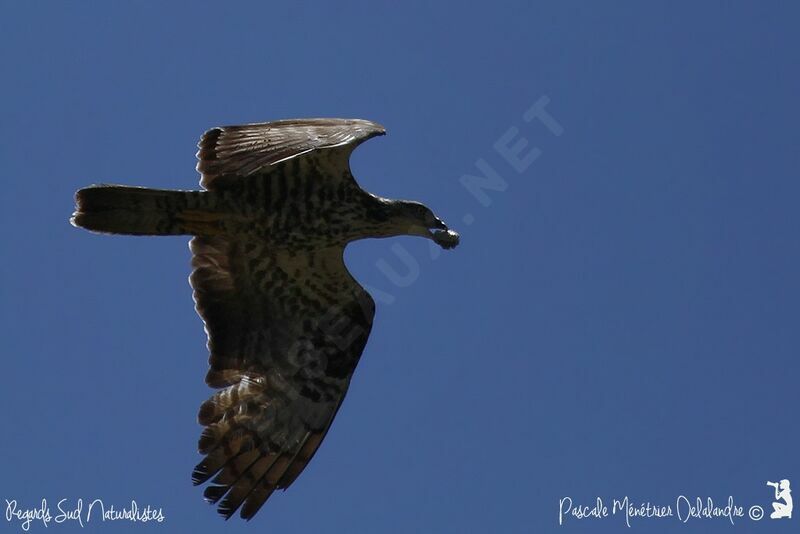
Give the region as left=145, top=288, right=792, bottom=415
left=189, top=235, right=375, bottom=520
left=197, top=118, right=386, bottom=190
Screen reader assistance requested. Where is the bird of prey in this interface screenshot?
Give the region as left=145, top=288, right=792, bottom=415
left=70, top=118, right=459, bottom=520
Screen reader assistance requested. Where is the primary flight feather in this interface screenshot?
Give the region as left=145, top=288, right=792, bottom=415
left=70, top=118, right=459, bottom=520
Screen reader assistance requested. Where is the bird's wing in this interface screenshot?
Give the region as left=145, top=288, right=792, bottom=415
left=189, top=235, right=375, bottom=520
left=197, top=118, right=386, bottom=190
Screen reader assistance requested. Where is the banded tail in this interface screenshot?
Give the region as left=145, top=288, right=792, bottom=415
left=71, top=185, right=220, bottom=236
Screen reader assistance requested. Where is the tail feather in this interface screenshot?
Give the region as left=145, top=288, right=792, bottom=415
left=71, top=185, right=213, bottom=236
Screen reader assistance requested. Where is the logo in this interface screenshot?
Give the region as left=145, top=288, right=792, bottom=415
left=766, top=479, right=792, bottom=519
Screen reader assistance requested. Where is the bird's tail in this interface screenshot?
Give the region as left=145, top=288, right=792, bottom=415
left=71, top=185, right=220, bottom=236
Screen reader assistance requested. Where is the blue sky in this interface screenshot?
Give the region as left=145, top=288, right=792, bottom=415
left=1, top=2, right=799, bottom=533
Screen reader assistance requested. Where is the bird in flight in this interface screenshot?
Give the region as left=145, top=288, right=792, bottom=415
left=71, top=118, right=459, bottom=520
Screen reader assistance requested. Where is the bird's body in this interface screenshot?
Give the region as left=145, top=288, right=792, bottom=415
left=71, top=118, right=458, bottom=520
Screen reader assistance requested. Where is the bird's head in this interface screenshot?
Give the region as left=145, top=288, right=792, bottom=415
left=387, top=200, right=460, bottom=249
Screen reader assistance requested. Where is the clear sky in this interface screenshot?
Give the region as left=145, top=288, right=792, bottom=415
left=1, top=2, right=799, bottom=533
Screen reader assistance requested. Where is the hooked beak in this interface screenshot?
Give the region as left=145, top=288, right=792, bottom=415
left=425, top=214, right=448, bottom=231
left=401, top=208, right=460, bottom=249
left=424, top=214, right=459, bottom=250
